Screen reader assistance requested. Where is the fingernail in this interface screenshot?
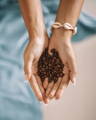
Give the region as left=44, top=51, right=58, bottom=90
left=43, top=95, right=49, bottom=103
left=72, top=78, right=76, bottom=87
left=46, top=99, right=49, bottom=103
left=49, top=91, right=55, bottom=99
left=43, top=99, right=49, bottom=105
left=49, top=94, right=53, bottom=99
left=55, top=95, right=60, bottom=100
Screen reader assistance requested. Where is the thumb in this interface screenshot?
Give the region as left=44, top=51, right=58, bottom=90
left=48, top=41, right=54, bottom=55
left=24, top=55, right=34, bottom=80
left=68, top=54, right=77, bottom=84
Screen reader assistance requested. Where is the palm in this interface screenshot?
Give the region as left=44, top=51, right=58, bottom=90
left=49, top=35, right=77, bottom=82
left=44, top=35, right=77, bottom=99
left=23, top=35, right=49, bottom=102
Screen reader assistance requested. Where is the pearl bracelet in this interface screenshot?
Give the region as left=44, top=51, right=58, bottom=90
left=52, top=22, right=77, bottom=35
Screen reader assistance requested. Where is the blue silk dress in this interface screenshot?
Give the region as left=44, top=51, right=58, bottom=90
left=0, top=0, right=96, bottom=120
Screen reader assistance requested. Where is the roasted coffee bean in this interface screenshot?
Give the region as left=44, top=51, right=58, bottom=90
left=60, top=73, right=64, bottom=77
left=37, top=48, right=65, bottom=84
left=50, top=48, right=56, bottom=53
left=48, top=77, right=52, bottom=83
left=41, top=78, right=45, bottom=83
left=40, top=76, right=46, bottom=80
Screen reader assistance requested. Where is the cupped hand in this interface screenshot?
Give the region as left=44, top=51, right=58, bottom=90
left=45, top=30, right=77, bottom=100
left=23, top=33, right=49, bottom=103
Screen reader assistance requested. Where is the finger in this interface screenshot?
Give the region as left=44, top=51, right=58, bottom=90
left=35, top=75, right=49, bottom=104
left=68, top=55, right=77, bottom=84
left=70, top=71, right=77, bottom=86
left=55, top=65, right=70, bottom=99
left=32, top=60, right=49, bottom=104
left=44, top=32, right=49, bottom=48
left=35, top=75, right=45, bottom=96
left=43, top=78, right=48, bottom=89
left=55, top=74, right=69, bottom=100
left=48, top=78, right=61, bottom=99
left=67, top=48, right=77, bottom=83
left=24, top=73, right=29, bottom=80
left=46, top=81, right=54, bottom=97
left=29, top=74, right=43, bottom=101
left=43, top=95, right=50, bottom=104
left=24, top=55, right=34, bottom=80
left=48, top=40, right=54, bottom=55
left=42, top=79, right=50, bottom=104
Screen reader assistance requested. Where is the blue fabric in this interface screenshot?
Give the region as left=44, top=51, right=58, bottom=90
left=41, top=0, right=96, bottom=41
left=0, top=1, right=43, bottom=120
left=0, top=0, right=96, bottom=120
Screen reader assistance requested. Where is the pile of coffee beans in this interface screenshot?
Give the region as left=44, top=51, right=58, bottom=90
left=37, top=48, right=64, bottom=83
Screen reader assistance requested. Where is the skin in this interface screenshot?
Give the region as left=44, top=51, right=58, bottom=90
left=18, top=0, right=49, bottom=103
left=18, top=0, right=84, bottom=103
left=46, top=0, right=84, bottom=99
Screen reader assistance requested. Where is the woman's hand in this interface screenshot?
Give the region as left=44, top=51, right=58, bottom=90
left=45, top=30, right=77, bottom=100
left=23, top=33, right=49, bottom=102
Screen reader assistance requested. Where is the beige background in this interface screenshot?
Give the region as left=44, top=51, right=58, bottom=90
left=43, top=0, right=96, bottom=120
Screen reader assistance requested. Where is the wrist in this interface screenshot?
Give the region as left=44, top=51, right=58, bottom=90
left=28, top=29, right=48, bottom=45
left=51, top=28, right=72, bottom=43
left=28, top=26, right=46, bottom=40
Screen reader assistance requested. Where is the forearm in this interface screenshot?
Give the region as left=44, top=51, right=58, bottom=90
left=53, top=0, right=84, bottom=38
left=18, top=0, right=45, bottom=39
